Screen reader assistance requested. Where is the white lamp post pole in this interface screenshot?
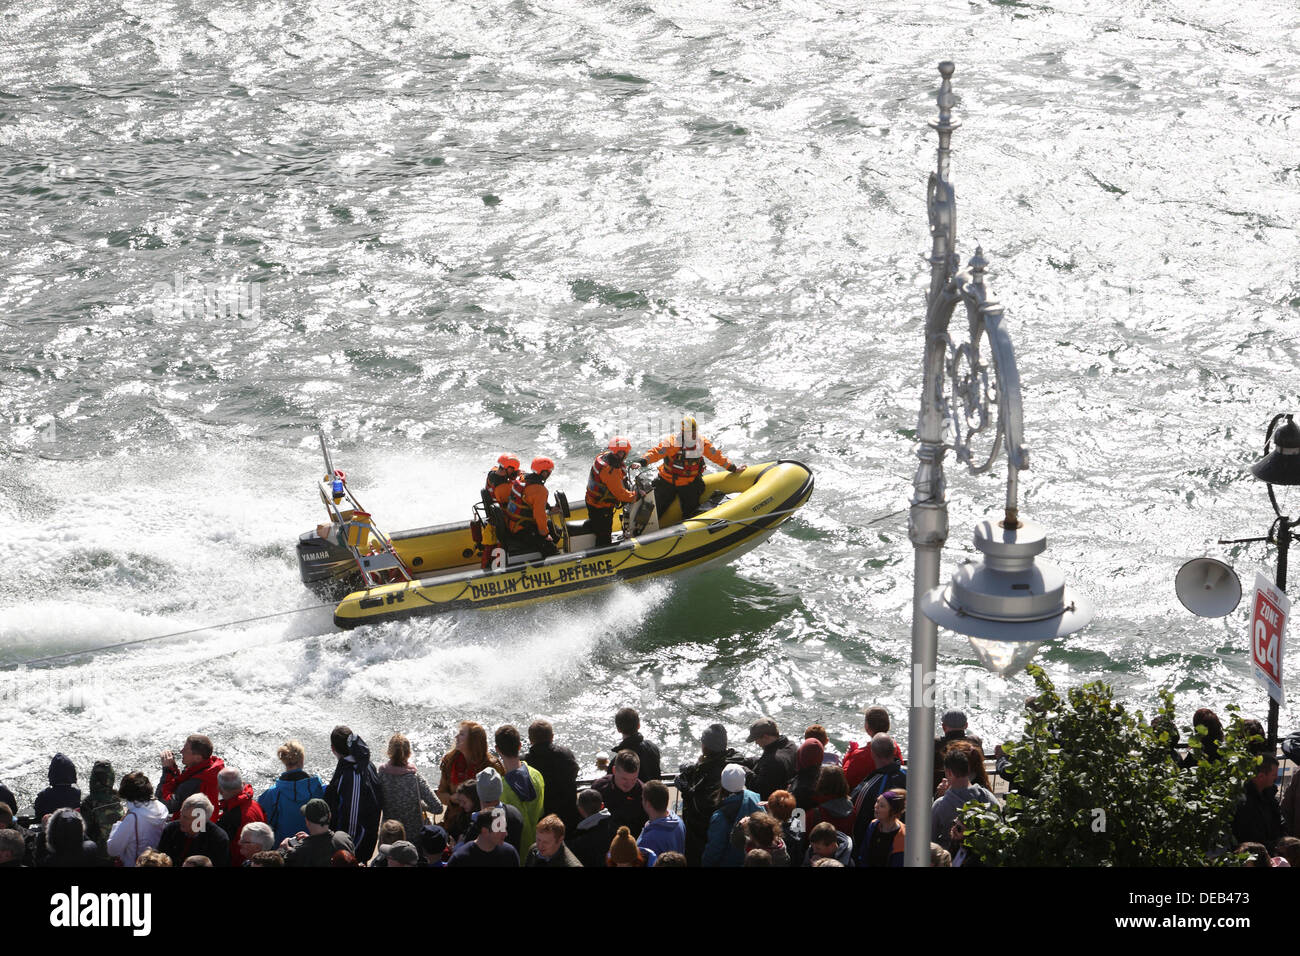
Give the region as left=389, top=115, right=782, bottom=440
left=903, top=61, right=959, bottom=870
left=904, top=63, right=1094, bottom=866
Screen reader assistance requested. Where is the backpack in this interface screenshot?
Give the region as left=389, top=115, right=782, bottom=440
left=676, top=764, right=719, bottom=823
left=850, top=765, right=906, bottom=848
left=851, top=764, right=906, bottom=813
left=82, top=795, right=124, bottom=849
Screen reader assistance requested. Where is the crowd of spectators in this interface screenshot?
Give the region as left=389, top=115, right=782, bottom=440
left=1, top=704, right=1295, bottom=869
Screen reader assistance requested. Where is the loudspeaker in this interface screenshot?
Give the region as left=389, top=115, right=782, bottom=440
left=1175, top=557, right=1242, bottom=618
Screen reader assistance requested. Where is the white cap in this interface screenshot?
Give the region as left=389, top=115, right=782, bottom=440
left=720, top=764, right=747, bottom=793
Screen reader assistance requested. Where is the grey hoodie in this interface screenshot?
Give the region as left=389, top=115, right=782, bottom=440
left=377, top=762, right=443, bottom=844
left=932, top=782, right=999, bottom=850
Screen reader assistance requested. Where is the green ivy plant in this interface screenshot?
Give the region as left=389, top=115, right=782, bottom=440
left=962, top=664, right=1259, bottom=866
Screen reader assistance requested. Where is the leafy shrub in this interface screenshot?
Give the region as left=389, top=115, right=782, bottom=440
left=962, top=664, right=1258, bottom=866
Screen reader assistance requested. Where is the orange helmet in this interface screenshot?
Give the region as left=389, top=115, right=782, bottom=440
left=497, top=453, right=521, bottom=470
left=531, top=456, right=556, bottom=473
left=607, top=436, right=632, bottom=454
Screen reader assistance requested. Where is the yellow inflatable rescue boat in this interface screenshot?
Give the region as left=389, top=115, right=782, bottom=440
left=297, top=433, right=814, bottom=629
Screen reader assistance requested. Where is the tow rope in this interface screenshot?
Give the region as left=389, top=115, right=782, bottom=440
left=5, top=604, right=328, bottom=671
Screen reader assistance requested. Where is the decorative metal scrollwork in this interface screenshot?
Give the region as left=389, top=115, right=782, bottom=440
left=915, top=61, right=1029, bottom=520
left=944, top=330, right=998, bottom=473
left=927, top=174, right=959, bottom=280
left=932, top=254, right=1028, bottom=486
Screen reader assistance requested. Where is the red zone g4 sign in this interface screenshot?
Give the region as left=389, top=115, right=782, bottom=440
left=1250, top=571, right=1288, bottom=704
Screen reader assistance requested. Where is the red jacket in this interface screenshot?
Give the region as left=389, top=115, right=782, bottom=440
left=807, top=796, right=857, bottom=838
left=217, top=783, right=267, bottom=866
left=159, top=756, right=225, bottom=819
left=842, top=740, right=903, bottom=793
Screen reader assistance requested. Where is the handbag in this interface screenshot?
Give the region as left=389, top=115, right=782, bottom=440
left=111, top=810, right=141, bottom=867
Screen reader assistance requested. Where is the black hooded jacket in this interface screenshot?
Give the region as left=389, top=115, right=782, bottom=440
left=325, top=734, right=382, bottom=859
left=676, top=748, right=751, bottom=836
left=750, top=736, right=798, bottom=801
left=33, top=754, right=81, bottom=819
left=611, top=732, right=662, bottom=782
left=569, top=812, right=614, bottom=869
left=522, top=741, right=580, bottom=830
left=157, top=819, right=231, bottom=867
left=36, top=808, right=104, bottom=868
left=1232, top=778, right=1284, bottom=849
left=790, top=765, right=820, bottom=811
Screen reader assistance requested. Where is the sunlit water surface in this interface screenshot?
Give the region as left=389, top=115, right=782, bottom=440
left=0, top=0, right=1297, bottom=798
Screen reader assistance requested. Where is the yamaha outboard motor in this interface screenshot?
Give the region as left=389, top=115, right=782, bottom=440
left=297, top=530, right=360, bottom=598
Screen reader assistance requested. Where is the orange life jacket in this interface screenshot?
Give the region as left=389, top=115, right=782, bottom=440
left=647, top=434, right=732, bottom=485
left=659, top=447, right=706, bottom=485
left=486, top=467, right=515, bottom=505
left=586, top=452, right=635, bottom=508
left=505, top=474, right=547, bottom=533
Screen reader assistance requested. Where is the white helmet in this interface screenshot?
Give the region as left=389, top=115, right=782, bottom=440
left=680, top=416, right=702, bottom=459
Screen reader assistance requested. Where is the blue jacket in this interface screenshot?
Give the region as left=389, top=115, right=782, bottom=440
left=257, top=770, right=326, bottom=843
left=702, top=789, right=760, bottom=867
left=802, top=828, right=854, bottom=867
left=638, top=813, right=686, bottom=857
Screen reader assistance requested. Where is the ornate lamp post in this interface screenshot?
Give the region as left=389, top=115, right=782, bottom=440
left=904, top=63, right=1096, bottom=866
